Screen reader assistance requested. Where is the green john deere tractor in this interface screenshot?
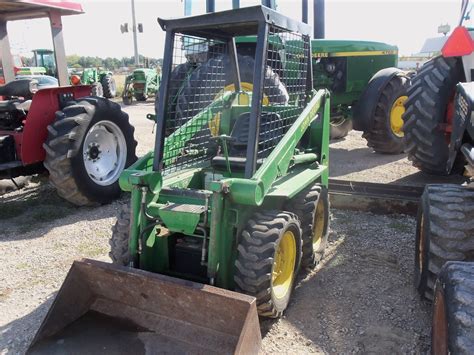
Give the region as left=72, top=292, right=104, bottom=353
left=29, top=7, right=330, bottom=353
left=178, top=0, right=409, bottom=154
left=32, top=49, right=117, bottom=98
left=122, top=67, right=161, bottom=105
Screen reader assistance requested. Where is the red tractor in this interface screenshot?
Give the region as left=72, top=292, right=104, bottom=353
left=0, top=1, right=136, bottom=206
left=403, top=0, right=474, bottom=175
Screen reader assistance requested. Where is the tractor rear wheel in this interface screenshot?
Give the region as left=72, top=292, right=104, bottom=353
left=286, top=183, right=329, bottom=268
left=43, top=97, right=137, bottom=206
left=91, top=82, right=104, bottom=97
left=110, top=203, right=131, bottom=265
left=175, top=54, right=289, bottom=123
left=362, top=74, right=409, bottom=154
left=432, top=261, right=474, bottom=354
left=234, top=211, right=302, bottom=318
left=101, top=74, right=117, bottom=98
left=403, top=56, right=464, bottom=174
left=414, top=184, right=474, bottom=300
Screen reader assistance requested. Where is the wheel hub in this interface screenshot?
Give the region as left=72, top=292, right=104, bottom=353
left=272, top=230, right=296, bottom=300
left=82, top=121, right=127, bottom=186
left=312, top=197, right=325, bottom=251
left=390, top=95, right=408, bottom=138
left=87, top=144, right=101, bottom=161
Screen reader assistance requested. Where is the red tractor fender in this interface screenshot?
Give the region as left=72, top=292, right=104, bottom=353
left=20, top=85, right=91, bottom=165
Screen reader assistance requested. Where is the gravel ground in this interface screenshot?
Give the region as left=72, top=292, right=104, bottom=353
left=0, top=103, right=433, bottom=354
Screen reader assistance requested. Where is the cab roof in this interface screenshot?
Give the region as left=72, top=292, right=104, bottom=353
left=0, top=0, right=83, bottom=21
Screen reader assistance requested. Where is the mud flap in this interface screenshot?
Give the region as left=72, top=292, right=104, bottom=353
left=28, top=259, right=261, bottom=354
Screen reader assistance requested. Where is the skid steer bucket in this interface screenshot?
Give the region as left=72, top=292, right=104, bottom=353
left=28, top=259, right=261, bottom=354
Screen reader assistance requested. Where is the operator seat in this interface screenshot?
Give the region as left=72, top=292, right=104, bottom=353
left=211, top=111, right=284, bottom=171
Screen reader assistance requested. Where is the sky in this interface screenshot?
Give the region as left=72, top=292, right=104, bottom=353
left=6, top=0, right=463, bottom=59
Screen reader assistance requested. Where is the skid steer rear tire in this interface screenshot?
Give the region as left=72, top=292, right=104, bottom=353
left=414, top=184, right=474, bottom=300
left=362, top=73, right=409, bottom=154
left=432, top=261, right=474, bottom=354
left=110, top=203, right=131, bottom=265
left=403, top=56, right=464, bottom=174
left=175, top=54, right=289, bottom=124
left=101, top=74, right=117, bottom=98
left=286, top=184, right=330, bottom=268
left=234, top=211, right=302, bottom=318
left=43, top=97, right=137, bottom=206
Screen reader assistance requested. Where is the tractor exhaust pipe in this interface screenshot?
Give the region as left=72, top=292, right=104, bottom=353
left=28, top=259, right=261, bottom=354
left=313, top=0, right=325, bottom=39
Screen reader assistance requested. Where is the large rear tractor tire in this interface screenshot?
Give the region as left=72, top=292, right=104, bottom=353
left=234, top=211, right=302, bottom=318
left=403, top=56, right=464, bottom=174
left=362, top=73, right=410, bottom=154
left=109, top=203, right=131, bottom=266
left=286, top=183, right=330, bottom=268
left=101, top=74, right=117, bottom=98
left=175, top=54, right=289, bottom=124
left=432, top=261, right=474, bottom=354
left=414, top=184, right=474, bottom=300
left=43, top=97, right=137, bottom=206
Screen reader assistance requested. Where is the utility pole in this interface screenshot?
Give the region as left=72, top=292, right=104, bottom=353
left=131, top=0, right=139, bottom=66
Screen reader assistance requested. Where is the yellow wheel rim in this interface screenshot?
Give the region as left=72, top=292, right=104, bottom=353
left=209, top=82, right=269, bottom=136
left=272, top=230, right=296, bottom=300
left=312, top=197, right=326, bottom=251
left=390, top=95, right=407, bottom=137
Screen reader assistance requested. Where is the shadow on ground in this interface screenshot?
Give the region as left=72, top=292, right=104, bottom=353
left=0, top=179, right=125, bottom=241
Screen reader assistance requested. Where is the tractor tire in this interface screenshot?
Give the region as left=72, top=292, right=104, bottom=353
left=403, top=56, right=464, bottom=174
left=286, top=183, right=330, bottom=268
left=134, top=93, right=148, bottom=102
left=43, top=97, right=137, bottom=206
left=91, top=82, right=104, bottom=97
left=330, top=118, right=352, bottom=140
left=432, top=261, right=474, bottom=354
left=175, top=54, right=289, bottom=124
left=414, top=184, right=474, bottom=300
left=362, top=73, right=410, bottom=154
left=122, top=93, right=132, bottom=106
left=101, top=74, right=117, bottom=98
left=234, top=211, right=302, bottom=318
left=109, top=202, right=131, bottom=266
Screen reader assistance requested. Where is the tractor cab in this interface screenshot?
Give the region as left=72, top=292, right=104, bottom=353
left=32, top=49, right=56, bottom=76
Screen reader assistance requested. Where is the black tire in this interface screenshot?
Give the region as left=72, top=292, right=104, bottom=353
left=362, top=73, right=410, bottom=154
left=234, top=211, right=302, bottom=318
left=403, top=56, right=464, bottom=174
left=330, top=118, right=352, bottom=140
left=122, top=93, right=132, bottom=106
left=109, top=203, right=131, bottom=265
left=101, top=74, right=117, bottom=98
left=286, top=183, right=330, bottom=268
left=91, top=82, right=104, bottom=97
left=175, top=54, right=289, bottom=124
left=414, top=184, right=474, bottom=300
left=134, top=93, right=148, bottom=102
left=43, top=97, right=137, bottom=206
left=432, top=261, right=474, bottom=354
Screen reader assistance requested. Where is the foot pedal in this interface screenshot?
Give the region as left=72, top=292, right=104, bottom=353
left=158, top=203, right=206, bottom=234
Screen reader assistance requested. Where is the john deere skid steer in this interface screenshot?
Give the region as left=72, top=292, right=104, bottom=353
left=28, top=6, right=330, bottom=353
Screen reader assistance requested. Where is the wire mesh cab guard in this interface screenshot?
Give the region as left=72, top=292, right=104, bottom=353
left=154, top=5, right=313, bottom=178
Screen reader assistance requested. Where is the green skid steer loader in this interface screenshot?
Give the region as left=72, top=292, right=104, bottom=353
left=28, top=6, right=330, bottom=353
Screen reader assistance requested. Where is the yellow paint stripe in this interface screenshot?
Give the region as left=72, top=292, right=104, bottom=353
left=313, top=50, right=398, bottom=58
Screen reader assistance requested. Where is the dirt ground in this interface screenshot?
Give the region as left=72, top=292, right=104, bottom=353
left=0, top=102, right=441, bottom=354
